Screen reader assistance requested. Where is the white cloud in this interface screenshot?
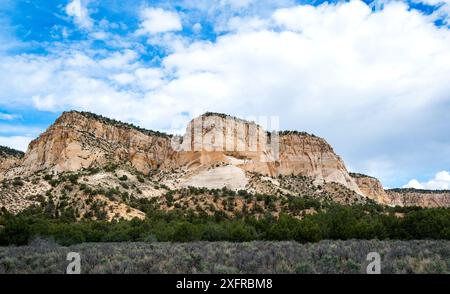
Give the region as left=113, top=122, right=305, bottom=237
left=0, top=136, right=33, bottom=152
left=273, top=0, right=372, bottom=32
left=0, top=113, right=19, bottom=120
left=65, top=0, right=93, bottom=30
left=357, top=158, right=396, bottom=186
left=110, top=73, right=135, bottom=85
left=192, top=23, right=202, bottom=33
left=0, top=18, right=26, bottom=52
left=219, top=0, right=255, bottom=9
left=89, top=31, right=108, bottom=40
left=98, top=49, right=139, bottom=69
left=2, top=1, right=450, bottom=187
left=0, top=124, right=42, bottom=135
left=136, top=8, right=182, bottom=35
left=403, top=171, right=450, bottom=190
left=412, top=0, right=450, bottom=23
left=403, top=179, right=425, bottom=189
left=226, top=16, right=268, bottom=32
left=133, top=68, right=164, bottom=90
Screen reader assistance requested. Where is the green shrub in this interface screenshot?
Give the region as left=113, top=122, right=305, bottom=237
left=12, top=178, right=24, bottom=187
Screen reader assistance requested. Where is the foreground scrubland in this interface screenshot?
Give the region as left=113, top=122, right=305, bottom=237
left=0, top=240, right=448, bottom=274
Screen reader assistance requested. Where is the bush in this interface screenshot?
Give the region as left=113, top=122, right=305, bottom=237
left=0, top=200, right=449, bottom=246
left=171, top=222, right=201, bottom=242
left=12, top=178, right=24, bottom=187
left=67, top=174, right=79, bottom=184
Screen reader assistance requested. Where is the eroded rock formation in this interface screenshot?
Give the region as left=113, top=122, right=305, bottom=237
left=10, top=111, right=175, bottom=177
left=385, top=189, right=450, bottom=208
left=1, top=111, right=449, bottom=209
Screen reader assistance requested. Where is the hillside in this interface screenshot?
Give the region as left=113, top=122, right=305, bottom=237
left=0, top=146, right=24, bottom=159
left=0, top=111, right=449, bottom=221
left=385, top=188, right=450, bottom=208
left=0, top=146, right=24, bottom=182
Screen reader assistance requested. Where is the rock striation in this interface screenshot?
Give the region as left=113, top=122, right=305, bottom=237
left=173, top=113, right=362, bottom=194
left=11, top=111, right=175, bottom=177
left=385, top=189, right=450, bottom=208
left=1, top=110, right=449, bottom=209
left=350, top=173, right=390, bottom=204
left=0, top=146, right=24, bottom=181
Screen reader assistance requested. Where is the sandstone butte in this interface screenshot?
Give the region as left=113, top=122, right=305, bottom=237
left=0, top=110, right=449, bottom=212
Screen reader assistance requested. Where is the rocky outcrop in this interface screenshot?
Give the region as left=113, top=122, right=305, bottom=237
left=2, top=110, right=449, bottom=209
left=385, top=189, right=450, bottom=208
left=173, top=113, right=362, bottom=194
left=172, top=113, right=271, bottom=170
left=350, top=173, right=450, bottom=208
left=0, top=146, right=24, bottom=181
left=1, top=112, right=366, bottom=196
left=9, top=111, right=176, bottom=177
left=276, top=133, right=361, bottom=193
left=350, top=173, right=390, bottom=204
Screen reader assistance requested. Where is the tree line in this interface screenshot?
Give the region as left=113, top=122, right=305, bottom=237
left=0, top=201, right=449, bottom=246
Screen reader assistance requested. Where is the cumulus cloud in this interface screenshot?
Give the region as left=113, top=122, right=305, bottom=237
left=403, top=171, right=450, bottom=189
left=65, top=0, right=93, bottom=29
left=1, top=0, right=450, bottom=186
left=0, top=136, right=33, bottom=152
left=220, top=0, right=255, bottom=9
left=136, top=8, right=182, bottom=35
left=192, top=23, right=202, bottom=33
left=226, top=16, right=268, bottom=32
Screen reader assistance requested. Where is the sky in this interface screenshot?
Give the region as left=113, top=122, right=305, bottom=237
left=0, top=0, right=450, bottom=189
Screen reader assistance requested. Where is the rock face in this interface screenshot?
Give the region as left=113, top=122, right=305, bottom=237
left=0, top=146, right=24, bottom=181
left=350, top=173, right=450, bottom=208
left=1, top=110, right=449, bottom=209
left=172, top=113, right=362, bottom=194
left=385, top=189, right=450, bottom=208
left=10, top=111, right=176, bottom=177
left=276, top=133, right=361, bottom=193
left=179, top=165, right=249, bottom=191
left=18, top=112, right=357, bottom=194
left=350, top=173, right=390, bottom=204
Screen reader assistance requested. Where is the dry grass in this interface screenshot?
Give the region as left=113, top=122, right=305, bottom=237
left=0, top=240, right=448, bottom=274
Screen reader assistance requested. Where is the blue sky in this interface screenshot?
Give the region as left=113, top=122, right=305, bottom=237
left=1, top=0, right=450, bottom=189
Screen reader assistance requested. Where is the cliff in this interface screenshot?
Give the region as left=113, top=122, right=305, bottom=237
left=385, top=189, right=450, bottom=208
left=276, top=133, right=361, bottom=193
left=173, top=113, right=362, bottom=194
left=14, top=111, right=176, bottom=176
left=1, top=111, right=449, bottom=213
left=350, top=173, right=390, bottom=204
